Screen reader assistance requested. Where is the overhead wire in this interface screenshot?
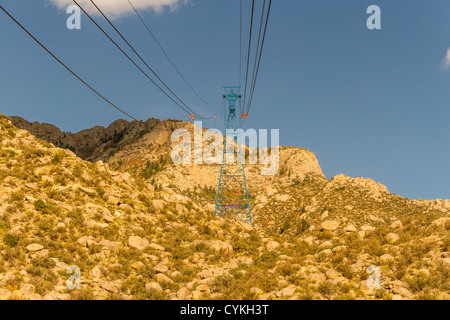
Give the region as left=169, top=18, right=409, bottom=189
left=239, top=0, right=243, bottom=91
left=238, top=0, right=244, bottom=129
left=0, top=5, right=138, bottom=122
left=242, top=0, right=255, bottom=114
left=245, top=0, right=272, bottom=115
left=246, top=0, right=266, bottom=113
left=88, top=1, right=199, bottom=115
left=90, top=0, right=214, bottom=121
left=72, top=0, right=192, bottom=116
left=128, top=0, right=215, bottom=110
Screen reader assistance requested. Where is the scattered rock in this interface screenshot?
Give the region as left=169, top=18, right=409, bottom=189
left=106, top=196, right=120, bottom=206
left=131, top=262, right=145, bottom=270
left=155, top=262, right=169, bottom=273
left=345, top=224, right=357, bottom=232
left=266, top=241, right=280, bottom=252
left=390, top=220, right=403, bottom=230
left=146, top=282, right=163, bottom=292
left=79, top=186, right=97, bottom=197
left=87, top=220, right=109, bottom=229
left=26, top=244, right=44, bottom=252
left=177, top=287, right=191, bottom=300
left=276, top=194, right=290, bottom=202
left=77, top=236, right=96, bottom=247
left=193, top=240, right=233, bottom=255
left=90, top=266, right=103, bottom=278
left=128, top=236, right=150, bottom=250
left=326, top=270, right=340, bottom=280
left=250, top=287, right=263, bottom=295
left=387, top=233, right=400, bottom=243
left=380, top=254, right=395, bottom=264
left=321, top=221, right=339, bottom=231
left=237, top=221, right=254, bottom=233
left=149, top=243, right=165, bottom=251
left=320, top=240, right=334, bottom=250
left=156, top=274, right=174, bottom=285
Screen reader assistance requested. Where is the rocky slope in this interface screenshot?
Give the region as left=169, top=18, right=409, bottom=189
left=10, top=116, right=162, bottom=162
left=1, top=114, right=449, bottom=300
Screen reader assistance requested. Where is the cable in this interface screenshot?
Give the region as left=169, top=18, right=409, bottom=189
left=128, top=0, right=215, bottom=110
left=245, top=0, right=272, bottom=115
left=72, top=0, right=192, bottom=116
left=0, top=5, right=138, bottom=122
left=88, top=1, right=200, bottom=115
left=242, top=0, right=255, bottom=113
left=90, top=0, right=214, bottom=120
left=239, top=0, right=242, bottom=91
left=246, top=0, right=266, bottom=112
left=238, top=0, right=243, bottom=128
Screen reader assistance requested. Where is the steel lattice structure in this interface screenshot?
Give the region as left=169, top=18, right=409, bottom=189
left=215, top=87, right=252, bottom=226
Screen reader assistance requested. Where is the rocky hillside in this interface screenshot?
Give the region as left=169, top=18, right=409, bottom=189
left=1, top=114, right=449, bottom=300
left=10, top=116, right=163, bottom=162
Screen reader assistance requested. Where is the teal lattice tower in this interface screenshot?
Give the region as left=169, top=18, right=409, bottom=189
left=215, top=87, right=252, bottom=226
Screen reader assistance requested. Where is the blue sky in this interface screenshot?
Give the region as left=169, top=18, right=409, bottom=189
left=1, top=0, right=449, bottom=200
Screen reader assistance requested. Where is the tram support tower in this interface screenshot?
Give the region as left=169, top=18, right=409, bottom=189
left=215, top=86, right=252, bottom=226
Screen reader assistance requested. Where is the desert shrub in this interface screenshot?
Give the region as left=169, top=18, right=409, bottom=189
left=365, top=239, right=385, bottom=257
left=295, top=219, right=310, bottom=235
left=404, top=273, right=434, bottom=293
left=140, top=156, right=169, bottom=179
left=317, top=281, right=338, bottom=299
left=71, top=287, right=95, bottom=300
left=95, top=187, right=106, bottom=197
left=3, top=234, right=18, bottom=247
left=277, top=263, right=295, bottom=277
left=8, top=191, right=24, bottom=203
left=317, top=230, right=333, bottom=240
left=34, top=199, right=47, bottom=211
left=138, top=194, right=152, bottom=208
left=38, top=218, right=53, bottom=231
left=51, top=151, right=66, bottom=164
left=67, top=209, right=85, bottom=225
left=336, top=262, right=353, bottom=279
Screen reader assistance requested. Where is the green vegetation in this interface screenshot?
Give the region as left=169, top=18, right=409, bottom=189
left=3, top=234, right=18, bottom=247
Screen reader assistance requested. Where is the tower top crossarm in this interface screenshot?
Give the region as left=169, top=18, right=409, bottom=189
left=223, top=86, right=242, bottom=104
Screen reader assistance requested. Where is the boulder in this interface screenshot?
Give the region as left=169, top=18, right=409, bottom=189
left=321, top=221, right=339, bottom=231
left=145, top=282, right=163, bottom=292
left=390, top=220, right=403, bottom=230
left=106, top=196, right=120, bottom=206
left=155, top=262, right=169, bottom=273
left=26, top=244, right=44, bottom=252
left=156, top=274, right=174, bottom=285
left=387, top=233, right=400, bottom=243
left=266, top=241, right=280, bottom=252
left=149, top=243, right=165, bottom=251
left=128, top=236, right=150, bottom=250
left=318, top=241, right=333, bottom=250
left=177, top=287, right=191, bottom=300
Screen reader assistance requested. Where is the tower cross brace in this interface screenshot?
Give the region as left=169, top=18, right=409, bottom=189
left=215, top=86, right=252, bottom=226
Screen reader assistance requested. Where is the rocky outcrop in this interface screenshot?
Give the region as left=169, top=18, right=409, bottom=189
left=10, top=116, right=161, bottom=162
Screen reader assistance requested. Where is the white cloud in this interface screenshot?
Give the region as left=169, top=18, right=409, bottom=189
left=49, top=0, right=189, bottom=18
left=440, top=48, right=450, bottom=70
